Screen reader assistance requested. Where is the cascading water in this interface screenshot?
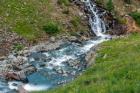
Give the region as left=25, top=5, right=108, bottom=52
left=0, top=0, right=111, bottom=93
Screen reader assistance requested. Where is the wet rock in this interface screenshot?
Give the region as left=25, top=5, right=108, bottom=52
left=53, top=66, right=63, bottom=74
left=5, top=72, right=28, bottom=83
left=71, top=71, right=76, bottom=76
left=85, top=46, right=96, bottom=66
left=30, top=53, right=47, bottom=61
left=67, top=60, right=80, bottom=67
left=18, top=85, right=28, bottom=93
left=23, top=65, right=37, bottom=75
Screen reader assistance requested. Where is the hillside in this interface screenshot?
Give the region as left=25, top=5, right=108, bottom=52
left=0, top=0, right=89, bottom=57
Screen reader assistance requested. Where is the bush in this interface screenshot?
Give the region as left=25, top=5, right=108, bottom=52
left=106, top=0, right=114, bottom=12
left=129, top=12, right=140, bottom=26
left=57, top=0, right=70, bottom=6
left=43, top=21, right=60, bottom=35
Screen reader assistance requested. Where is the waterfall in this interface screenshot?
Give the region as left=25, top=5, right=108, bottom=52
left=83, top=0, right=109, bottom=38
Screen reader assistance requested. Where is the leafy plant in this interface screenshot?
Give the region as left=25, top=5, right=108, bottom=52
left=43, top=21, right=60, bottom=35
left=106, top=0, right=114, bottom=12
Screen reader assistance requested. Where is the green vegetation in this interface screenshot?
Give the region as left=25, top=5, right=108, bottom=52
left=33, top=33, right=140, bottom=93
left=13, top=43, right=24, bottom=51
left=0, top=0, right=51, bottom=40
left=0, top=0, right=88, bottom=41
left=129, top=12, right=140, bottom=26
left=43, top=21, right=60, bottom=35
left=106, top=0, right=114, bottom=12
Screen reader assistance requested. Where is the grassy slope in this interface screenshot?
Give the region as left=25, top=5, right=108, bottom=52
left=34, top=33, right=140, bottom=93
left=0, top=0, right=49, bottom=40
left=0, top=0, right=88, bottom=41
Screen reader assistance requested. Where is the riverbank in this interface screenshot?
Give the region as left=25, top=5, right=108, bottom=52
left=35, top=32, right=140, bottom=93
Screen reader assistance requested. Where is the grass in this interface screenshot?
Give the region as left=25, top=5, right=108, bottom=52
left=0, top=0, right=88, bottom=41
left=0, top=0, right=59, bottom=40
left=33, top=33, right=140, bottom=93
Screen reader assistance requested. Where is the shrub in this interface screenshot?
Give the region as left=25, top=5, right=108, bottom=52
left=129, top=12, right=140, bottom=26
left=43, top=21, right=60, bottom=35
left=106, top=0, right=114, bottom=12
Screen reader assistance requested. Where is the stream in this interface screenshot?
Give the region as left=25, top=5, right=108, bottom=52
left=0, top=0, right=111, bottom=93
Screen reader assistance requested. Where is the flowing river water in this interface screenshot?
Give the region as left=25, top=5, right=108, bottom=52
left=0, top=0, right=111, bottom=92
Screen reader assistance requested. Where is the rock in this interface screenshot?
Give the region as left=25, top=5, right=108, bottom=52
left=78, top=12, right=84, bottom=16
left=71, top=71, right=76, bottom=76
left=69, top=36, right=77, bottom=41
left=123, top=15, right=140, bottom=33
left=80, top=36, right=89, bottom=41
left=5, top=72, right=28, bottom=83
left=23, top=65, right=37, bottom=75
left=18, top=85, right=28, bottom=93
left=0, top=56, right=6, bottom=61
left=30, top=53, right=47, bottom=61
left=32, top=40, right=64, bottom=52
left=50, top=36, right=56, bottom=42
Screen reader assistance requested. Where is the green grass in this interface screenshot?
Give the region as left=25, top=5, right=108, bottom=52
left=33, top=33, right=140, bottom=93
left=0, top=0, right=53, bottom=40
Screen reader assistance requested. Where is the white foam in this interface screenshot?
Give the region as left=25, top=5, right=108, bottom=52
left=43, top=53, right=49, bottom=57
left=8, top=81, right=23, bottom=90
left=47, top=55, right=76, bottom=68
left=29, top=58, right=35, bottom=62
left=23, top=84, right=50, bottom=91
